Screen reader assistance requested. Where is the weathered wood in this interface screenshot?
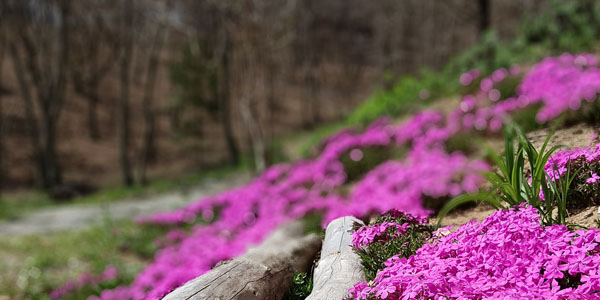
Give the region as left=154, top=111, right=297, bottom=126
left=306, top=216, right=366, bottom=300
left=162, top=221, right=321, bottom=300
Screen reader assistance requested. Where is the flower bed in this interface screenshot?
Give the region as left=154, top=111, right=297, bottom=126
left=352, top=211, right=432, bottom=281
left=546, top=141, right=600, bottom=208
left=54, top=53, right=600, bottom=300
left=347, top=205, right=600, bottom=299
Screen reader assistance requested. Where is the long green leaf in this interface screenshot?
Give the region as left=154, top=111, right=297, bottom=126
left=436, top=193, right=505, bottom=228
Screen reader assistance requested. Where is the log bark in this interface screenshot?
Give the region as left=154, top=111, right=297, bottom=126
left=162, top=221, right=321, bottom=300
left=306, top=216, right=366, bottom=300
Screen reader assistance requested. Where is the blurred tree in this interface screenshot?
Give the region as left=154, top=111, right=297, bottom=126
left=0, top=11, right=7, bottom=190
left=5, top=0, right=71, bottom=189
left=118, top=0, right=134, bottom=186
left=172, top=0, right=241, bottom=166
left=478, top=0, right=491, bottom=36
left=69, top=1, right=119, bottom=141
left=137, top=2, right=170, bottom=185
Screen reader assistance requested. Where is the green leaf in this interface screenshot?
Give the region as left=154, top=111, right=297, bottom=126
left=437, top=193, right=505, bottom=228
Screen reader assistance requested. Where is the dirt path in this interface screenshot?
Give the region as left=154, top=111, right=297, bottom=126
left=0, top=174, right=250, bottom=236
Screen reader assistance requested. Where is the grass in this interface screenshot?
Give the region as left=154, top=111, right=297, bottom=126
left=0, top=219, right=169, bottom=300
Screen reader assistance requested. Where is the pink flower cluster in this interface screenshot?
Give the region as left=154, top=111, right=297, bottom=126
left=338, top=150, right=487, bottom=220
left=519, top=53, right=600, bottom=122
left=352, top=222, right=411, bottom=249
left=62, top=53, right=600, bottom=300
left=347, top=205, right=600, bottom=299
left=50, top=266, right=118, bottom=299
left=89, top=113, right=486, bottom=299
left=545, top=142, right=600, bottom=181
left=459, top=68, right=481, bottom=86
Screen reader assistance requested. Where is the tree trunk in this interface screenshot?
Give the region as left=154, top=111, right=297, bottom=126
left=240, top=95, right=266, bottom=173
left=9, top=44, right=46, bottom=187
left=218, top=38, right=240, bottom=166
left=40, top=0, right=71, bottom=188
left=308, top=70, right=320, bottom=126
left=7, top=0, right=70, bottom=190
left=40, top=112, right=61, bottom=188
left=265, top=63, right=277, bottom=165
left=306, top=216, right=366, bottom=300
left=0, top=34, right=5, bottom=190
left=478, top=0, right=490, bottom=37
left=87, top=90, right=100, bottom=140
left=118, top=0, right=134, bottom=186
left=162, top=221, right=321, bottom=300
left=138, top=25, right=166, bottom=185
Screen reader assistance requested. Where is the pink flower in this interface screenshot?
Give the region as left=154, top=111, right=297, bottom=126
left=587, top=172, right=600, bottom=184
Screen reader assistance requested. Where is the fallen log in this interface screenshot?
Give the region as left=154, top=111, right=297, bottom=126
left=162, top=221, right=321, bottom=300
left=306, top=216, right=366, bottom=300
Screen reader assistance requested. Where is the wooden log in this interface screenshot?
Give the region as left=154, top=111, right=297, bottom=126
left=306, top=216, right=366, bottom=300
left=162, top=221, right=321, bottom=300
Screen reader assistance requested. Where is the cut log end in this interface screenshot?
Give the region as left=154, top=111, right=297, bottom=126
left=306, top=216, right=366, bottom=300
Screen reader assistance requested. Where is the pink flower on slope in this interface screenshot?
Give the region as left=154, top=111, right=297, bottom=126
left=586, top=172, right=600, bottom=184
left=347, top=205, right=600, bottom=299
left=375, top=285, right=396, bottom=299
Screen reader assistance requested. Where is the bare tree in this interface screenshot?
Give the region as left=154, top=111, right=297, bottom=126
left=217, top=33, right=241, bottom=166
left=69, top=1, right=119, bottom=140
left=6, top=0, right=71, bottom=189
left=0, top=13, right=7, bottom=189
left=137, top=7, right=169, bottom=185
left=176, top=0, right=241, bottom=166
left=240, top=94, right=266, bottom=172
left=118, top=0, right=134, bottom=186
left=478, top=0, right=491, bottom=36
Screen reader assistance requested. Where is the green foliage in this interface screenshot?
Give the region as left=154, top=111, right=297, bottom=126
left=438, top=124, right=578, bottom=227
left=353, top=211, right=433, bottom=281
left=344, top=1, right=600, bottom=130
left=520, top=0, right=600, bottom=53
left=347, top=71, right=455, bottom=126
left=445, top=131, right=486, bottom=155
left=341, top=146, right=393, bottom=183
left=283, top=272, right=313, bottom=300
left=0, top=192, right=54, bottom=221
left=511, top=105, right=545, bottom=132
left=300, top=211, right=325, bottom=237
left=561, top=155, right=600, bottom=209
left=301, top=1, right=600, bottom=159
left=169, top=39, right=221, bottom=141
left=447, top=31, right=518, bottom=77
left=170, top=40, right=220, bottom=113
left=300, top=122, right=348, bottom=158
